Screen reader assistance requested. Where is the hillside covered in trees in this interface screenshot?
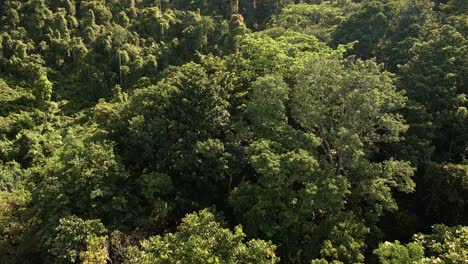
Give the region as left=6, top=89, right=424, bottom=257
left=0, top=0, right=467, bottom=263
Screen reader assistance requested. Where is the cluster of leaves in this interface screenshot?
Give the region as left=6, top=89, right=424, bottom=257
left=374, top=225, right=468, bottom=263
left=125, top=209, right=279, bottom=264
left=1, top=0, right=467, bottom=263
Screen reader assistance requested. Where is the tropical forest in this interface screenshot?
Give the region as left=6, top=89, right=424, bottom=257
left=0, top=0, right=467, bottom=263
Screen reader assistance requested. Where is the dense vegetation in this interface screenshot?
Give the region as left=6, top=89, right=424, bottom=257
left=0, top=0, right=466, bottom=263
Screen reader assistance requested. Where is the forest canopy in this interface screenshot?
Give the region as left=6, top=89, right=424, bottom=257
left=0, top=0, right=466, bottom=263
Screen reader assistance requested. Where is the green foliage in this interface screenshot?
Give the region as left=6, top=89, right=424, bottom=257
left=332, top=0, right=400, bottom=58
left=229, top=43, right=415, bottom=262
left=414, top=225, right=468, bottom=263
left=246, top=75, right=289, bottom=138
left=33, top=75, right=53, bottom=106
left=32, top=128, right=132, bottom=230
left=224, top=14, right=251, bottom=52
left=394, top=8, right=467, bottom=228
left=399, top=23, right=467, bottom=163
left=0, top=161, right=29, bottom=191
left=0, top=80, right=35, bottom=115
left=125, top=209, right=278, bottom=264
left=375, top=225, right=468, bottom=264
left=47, top=215, right=108, bottom=263
left=0, top=189, right=32, bottom=263
left=424, top=162, right=468, bottom=225
left=270, top=2, right=348, bottom=42
left=379, top=0, right=436, bottom=71
left=374, top=241, right=424, bottom=264
left=291, top=51, right=414, bottom=213
left=0, top=0, right=467, bottom=263
left=317, top=214, right=370, bottom=263
left=235, top=28, right=330, bottom=79
left=79, top=235, right=108, bottom=264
